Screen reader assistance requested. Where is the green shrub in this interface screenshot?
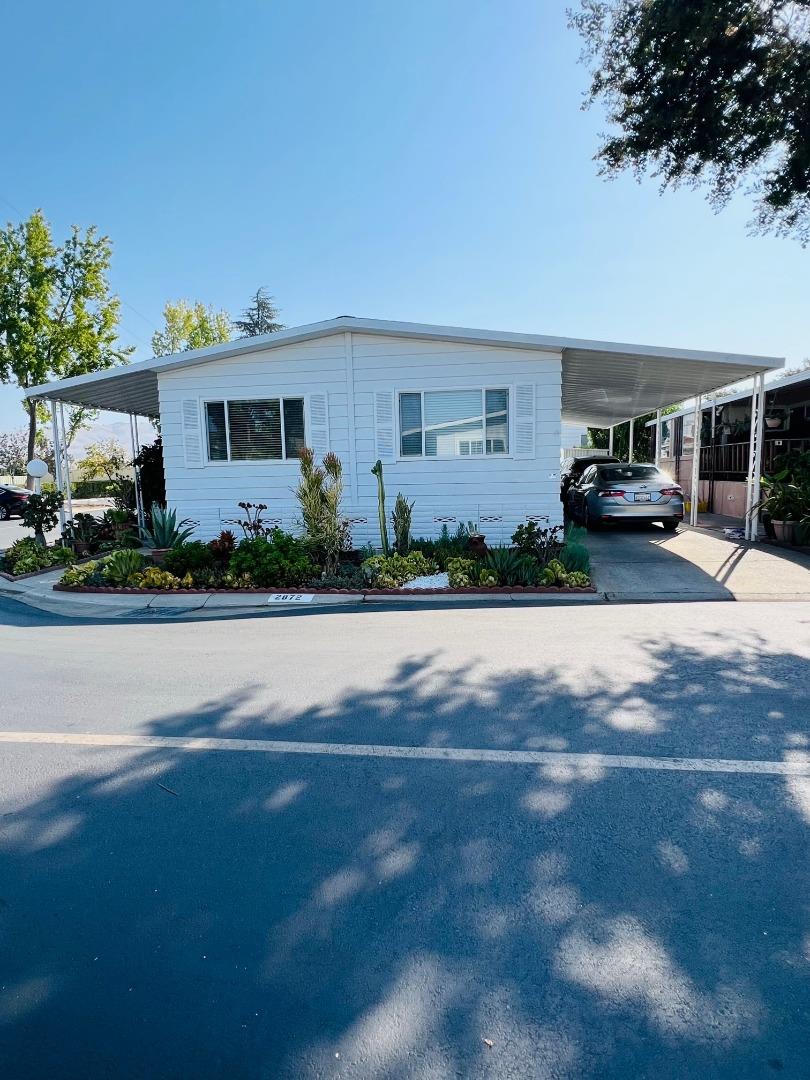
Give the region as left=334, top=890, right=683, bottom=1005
left=102, top=548, right=146, bottom=586
left=3, top=537, right=75, bottom=576
left=228, top=530, right=316, bottom=588
left=163, top=541, right=215, bottom=578
left=133, top=566, right=183, bottom=590
left=511, top=522, right=564, bottom=564
left=481, top=546, right=539, bottom=586
left=539, top=559, right=591, bottom=587
left=447, top=557, right=478, bottom=587
left=362, top=550, right=437, bottom=587
left=392, top=493, right=414, bottom=555
left=411, top=523, right=470, bottom=570
left=60, top=560, right=102, bottom=587
left=22, top=491, right=64, bottom=543
left=559, top=537, right=591, bottom=574
left=308, top=564, right=366, bottom=589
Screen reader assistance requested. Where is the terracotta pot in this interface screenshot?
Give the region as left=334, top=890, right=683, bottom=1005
left=468, top=534, right=487, bottom=557
left=765, top=417, right=782, bottom=429
left=150, top=547, right=170, bottom=564
left=772, top=520, right=796, bottom=544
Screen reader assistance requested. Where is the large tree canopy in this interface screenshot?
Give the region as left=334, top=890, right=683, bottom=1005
left=0, top=210, right=131, bottom=469
left=151, top=300, right=231, bottom=356
left=570, top=1, right=810, bottom=242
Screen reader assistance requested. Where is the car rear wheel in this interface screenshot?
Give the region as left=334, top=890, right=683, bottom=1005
left=584, top=505, right=600, bottom=531
left=0, top=505, right=11, bottom=521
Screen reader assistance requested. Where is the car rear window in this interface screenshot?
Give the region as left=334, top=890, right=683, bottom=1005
left=599, top=466, right=662, bottom=482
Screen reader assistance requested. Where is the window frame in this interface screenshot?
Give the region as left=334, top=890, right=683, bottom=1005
left=395, top=386, right=513, bottom=461
left=201, top=394, right=307, bottom=465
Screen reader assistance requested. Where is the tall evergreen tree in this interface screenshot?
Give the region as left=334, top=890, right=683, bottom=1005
left=233, top=288, right=284, bottom=337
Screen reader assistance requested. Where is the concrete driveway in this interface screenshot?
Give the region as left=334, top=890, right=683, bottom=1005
left=584, top=523, right=810, bottom=602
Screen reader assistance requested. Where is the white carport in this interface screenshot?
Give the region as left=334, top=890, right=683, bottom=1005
left=25, top=317, right=783, bottom=540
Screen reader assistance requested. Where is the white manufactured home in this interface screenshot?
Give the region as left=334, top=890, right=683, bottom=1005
left=28, top=317, right=782, bottom=545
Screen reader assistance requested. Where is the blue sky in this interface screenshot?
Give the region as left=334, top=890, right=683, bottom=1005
left=1, top=0, right=806, bottom=435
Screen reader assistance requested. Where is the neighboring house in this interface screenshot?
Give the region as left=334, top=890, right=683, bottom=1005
left=649, top=367, right=810, bottom=519
left=26, top=317, right=782, bottom=544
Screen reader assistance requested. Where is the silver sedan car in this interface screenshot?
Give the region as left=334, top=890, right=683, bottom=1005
left=566, top=462, right=684, bottom=531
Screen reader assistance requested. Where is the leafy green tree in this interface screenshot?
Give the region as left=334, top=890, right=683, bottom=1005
left=569, top=1, right=810, bottom=242
left=588, top=416, right=654, bottom=461
left=233, top=287, right=284, bottom=337
left=76, top=438, right=127, bottom=481
left=151, top=300, right=231, bottom=356
left=0, top=210, right=131, bottom=476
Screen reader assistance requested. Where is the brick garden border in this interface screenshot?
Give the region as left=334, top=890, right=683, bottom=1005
left=54, top=583, right=596, bottom=596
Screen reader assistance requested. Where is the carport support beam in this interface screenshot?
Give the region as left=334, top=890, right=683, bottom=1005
left=608, top=426, right=614, bottom=455
left=129, top=413, right=145, bottom=533
left=654, top=409, right=661, bottom=468
left=50, top=400, right=67, bottom=535
left=58, top=401, right=74, bottom=524
left=628, top=418, right=634, bottom=463
left=689, top=395, right=702, bottom=527
left=745, top=372, right=767, bottom=542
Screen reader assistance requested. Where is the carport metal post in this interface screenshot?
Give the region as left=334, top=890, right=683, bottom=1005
left=50, top=400, right=67, bottom=535
left=129, top=413, right=145, bottom=533
left=58, top=400, right=74, bottom=524
left=745, top=372, right=767, bottom=541
left=628, top=418, right=634, bottom=463
left=608, top=426, right=614, bottom=455
left=654, top=409, right=661, bottom=468
left=689, top=395, right=702, bottom=527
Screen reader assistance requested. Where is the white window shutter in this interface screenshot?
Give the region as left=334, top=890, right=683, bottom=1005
left=307, top=392, right=330, bottom=459
left=374, top=391, right=395, bottom=462
left=182, top=399, right=203, bottom=468
left=514, top=385, right=536, bottom=459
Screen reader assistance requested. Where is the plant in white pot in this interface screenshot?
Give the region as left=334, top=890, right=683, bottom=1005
left=750, top=474, right=807, bottom=544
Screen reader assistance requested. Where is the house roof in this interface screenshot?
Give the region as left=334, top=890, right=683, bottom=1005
left=644, top=366, right=810, bottom=427
left=25, top=315, right=783, bottom=427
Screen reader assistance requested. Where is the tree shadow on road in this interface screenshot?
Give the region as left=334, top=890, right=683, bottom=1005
left=1, top=633, right=809, bottom=1078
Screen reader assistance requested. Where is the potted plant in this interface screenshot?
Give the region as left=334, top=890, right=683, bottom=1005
left=139, top=504, right=198, bottom=562
left=105, top=507, right=134, bottom=543
left=66, top=513, right=99, bottom=555
left=764, top=411, right=784, bottom=430
left=751, top=475, right=806, bottom=544
left=466, top=520, right=487, bottom=557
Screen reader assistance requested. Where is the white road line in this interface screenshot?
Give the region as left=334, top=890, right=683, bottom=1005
left=0, top=731, right=808, bottom=777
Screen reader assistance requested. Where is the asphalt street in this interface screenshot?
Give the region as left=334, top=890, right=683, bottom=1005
left=1, top=597, right=809, bottom=1078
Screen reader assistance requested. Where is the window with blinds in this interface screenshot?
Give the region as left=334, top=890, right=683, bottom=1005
left=204, top=398, right=305, bottom=462
left=398, top=389, right=509, bottom=458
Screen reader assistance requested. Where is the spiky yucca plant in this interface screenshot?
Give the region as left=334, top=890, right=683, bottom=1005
left=295, top=448, right=350, bottom=575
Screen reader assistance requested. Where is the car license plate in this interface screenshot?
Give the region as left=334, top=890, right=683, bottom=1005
left=635, top=492, right=651, bottom=502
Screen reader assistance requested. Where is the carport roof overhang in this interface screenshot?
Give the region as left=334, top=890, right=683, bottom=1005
left=25, top=316, right=783, bottom=426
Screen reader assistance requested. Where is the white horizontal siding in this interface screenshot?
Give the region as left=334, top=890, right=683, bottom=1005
left=157, top=331, right=563, bottom=543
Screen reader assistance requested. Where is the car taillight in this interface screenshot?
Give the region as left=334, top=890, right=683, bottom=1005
left=659, top=488, right=681, bottom=496
left=597, top=490, right=625, bottom=497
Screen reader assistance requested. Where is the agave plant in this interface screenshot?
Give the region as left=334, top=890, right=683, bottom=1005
left=481, top=546, right=539, bottom=586
left=139, top=504, right=198, bottom=549
left=102, top=548, right=146, bottom=586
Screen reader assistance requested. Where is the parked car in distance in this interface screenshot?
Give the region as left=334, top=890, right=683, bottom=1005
left=566, top=463, right=684, bottom=531
left=0, top=485, right=30, bottom=520
left=560, top=454, right=620, bottom=503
